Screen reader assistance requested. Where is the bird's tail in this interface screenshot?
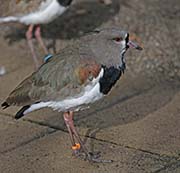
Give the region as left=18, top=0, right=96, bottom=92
left=0, top=16, right=19, bottom=23
left=1, top=101, right=30, bottom=119
left=15, top=102, right=50, bottom=119
left=15, top=105, right=31, bottom=119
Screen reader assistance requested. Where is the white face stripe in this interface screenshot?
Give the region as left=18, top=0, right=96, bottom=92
left=121, top=40, right=126, bottom=49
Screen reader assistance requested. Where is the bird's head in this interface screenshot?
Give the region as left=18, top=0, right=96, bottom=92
left=81, top=28, right=142, bottom=73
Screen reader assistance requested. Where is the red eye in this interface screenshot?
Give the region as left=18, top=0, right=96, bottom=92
left=113, top=37, right=123, bottom=42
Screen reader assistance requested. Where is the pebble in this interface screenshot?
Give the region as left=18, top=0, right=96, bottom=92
left=0, top=66, right=6, bottom=76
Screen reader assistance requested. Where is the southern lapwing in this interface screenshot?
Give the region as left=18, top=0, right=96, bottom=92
left=2, top=28, right=142, bottom=162
left=0, top=0, right=73, bottom=68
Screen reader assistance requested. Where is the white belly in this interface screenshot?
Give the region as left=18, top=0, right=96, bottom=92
left=49, top=83, right=103, bottom=112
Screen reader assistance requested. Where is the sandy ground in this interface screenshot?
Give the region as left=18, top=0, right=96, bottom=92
left=0, top=0, right=180, bottom=172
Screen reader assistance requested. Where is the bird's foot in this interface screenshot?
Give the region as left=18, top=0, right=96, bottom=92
left=72, top=147, right=113, bottom=163
left=86, top=152, right=113, bottom=163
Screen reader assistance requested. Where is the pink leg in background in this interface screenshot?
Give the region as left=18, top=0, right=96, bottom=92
left=34, top=25, right=48, bottom=55
left=26, top=24, right=39, bottom=68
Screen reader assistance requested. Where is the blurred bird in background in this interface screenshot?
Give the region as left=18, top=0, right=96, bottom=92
left=0, top=0, right=73, bottom=68
left=0, top=0, right=113, bottom=74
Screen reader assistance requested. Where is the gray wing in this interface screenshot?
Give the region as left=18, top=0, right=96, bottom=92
left=5, top=46, right=101, bottom=106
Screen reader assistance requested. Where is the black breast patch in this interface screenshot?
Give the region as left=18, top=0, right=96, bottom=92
left=57, top=0, right=73, bottom=6
left=99, top=66, right=122, bottom=95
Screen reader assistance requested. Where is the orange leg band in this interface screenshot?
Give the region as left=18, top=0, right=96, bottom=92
left=71, top=143, right=81, bottom=150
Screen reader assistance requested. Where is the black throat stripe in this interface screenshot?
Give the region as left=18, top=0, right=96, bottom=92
left=57, top=0, right=73, bottom=6
left=99, top=66, right=122, bottom=95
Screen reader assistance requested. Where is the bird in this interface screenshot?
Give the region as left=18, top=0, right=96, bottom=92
left=0, top=0, right=73, bottom=68
left=1, top=27, right=142, bottom=162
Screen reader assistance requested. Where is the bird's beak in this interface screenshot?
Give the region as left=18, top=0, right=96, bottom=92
left=127, top=40, right=143, bottom=50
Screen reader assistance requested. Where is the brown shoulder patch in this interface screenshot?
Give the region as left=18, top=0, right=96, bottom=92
left=75, top=61, right=101, bottom=85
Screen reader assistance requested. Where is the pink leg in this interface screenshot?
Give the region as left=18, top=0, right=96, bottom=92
left=63, top=111, right=111, bottom=162
left=63, top=112, right=76, bottom=147
left=63, top=111, right=88, bottom=153
left=26, top=25, right=40, bottom=68
left=34, top=25, right=48, bottom=55
left=68, top=112, right=88, bottom=152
